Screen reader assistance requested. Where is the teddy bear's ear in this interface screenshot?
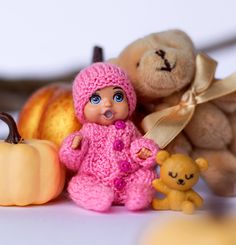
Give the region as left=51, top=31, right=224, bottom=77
left=195, top=158, right=208, bottom=172
left=156, top=150, right=170, bottom=165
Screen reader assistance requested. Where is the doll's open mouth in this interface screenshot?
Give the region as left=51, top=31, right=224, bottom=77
left=103, top=110, right=114, bottom=120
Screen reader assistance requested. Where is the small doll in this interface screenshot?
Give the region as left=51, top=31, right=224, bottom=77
left=59, top=62, right=159, bottom=212
left=152, top=150, right=208, bottom=214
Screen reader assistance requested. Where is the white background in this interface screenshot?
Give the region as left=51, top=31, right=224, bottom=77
left=0, top=1, right=236, bottom=245
left=0, top=0, right=236, bottom=78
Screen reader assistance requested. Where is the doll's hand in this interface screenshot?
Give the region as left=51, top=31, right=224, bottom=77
left=136, top=147, right=152, bottom=160
left=71, top=135, right=82, bottom=150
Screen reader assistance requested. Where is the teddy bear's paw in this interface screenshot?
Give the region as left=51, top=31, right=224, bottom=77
left=193, top=148, right=236, bottom=196
left=203, top=174, right=236, bottom=197
left=229, top=113, right=236, bottom=155
left=185, top=103, right=232, bottom=149
left=125, top=184, right=154, bottom=211
left=214, top=92, right=236, bottom=113
left=68, top=175, right=114, bottom=211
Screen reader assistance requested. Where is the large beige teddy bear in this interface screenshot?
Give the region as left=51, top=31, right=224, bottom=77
left=109, top=29, right=236, bottom=196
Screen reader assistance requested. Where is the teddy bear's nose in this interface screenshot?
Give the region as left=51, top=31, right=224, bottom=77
left=155, top=49, right=166, bottom=58
left=177, top=179, right=184, bottom=185
left=155, top=49, right=175, bottom=72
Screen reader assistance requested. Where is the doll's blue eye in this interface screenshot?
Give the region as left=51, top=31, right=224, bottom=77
left=90, top=94, right=101, bottom=104
left=113, top=92, right=124, bottom=102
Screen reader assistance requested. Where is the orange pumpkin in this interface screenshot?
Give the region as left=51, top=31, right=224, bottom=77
left=0, top=112, right=65, bottom=206
left=18, top=83, right=81, bottom=147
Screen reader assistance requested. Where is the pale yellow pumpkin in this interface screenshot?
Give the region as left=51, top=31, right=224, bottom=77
left=0, top=112, right=65, bottom=206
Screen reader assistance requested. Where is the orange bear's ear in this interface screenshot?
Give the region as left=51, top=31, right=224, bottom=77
left=156, top=150, right=170, bottom=166
left=195, top=158, right=208, bottom=172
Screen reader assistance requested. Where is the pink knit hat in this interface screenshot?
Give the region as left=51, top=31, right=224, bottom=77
left=73, top=62, right=137, bottom=123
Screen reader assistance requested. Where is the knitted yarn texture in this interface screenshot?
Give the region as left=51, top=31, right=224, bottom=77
left=60, top=121, right=158, bottom=211
left=73, top=62, right=137, bottom=123
left=59, top=62, right=158, bottom=211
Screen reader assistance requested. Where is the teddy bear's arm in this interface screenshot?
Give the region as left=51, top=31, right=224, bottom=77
left=187, top=190, right=203, bottom=208
left=152, top=179, right=170, bottom=195
left=184, top=103, right=232, bottom=150
left=214, top=92, right=236, bottom=114
left=59, top=131, right=89, bottom=172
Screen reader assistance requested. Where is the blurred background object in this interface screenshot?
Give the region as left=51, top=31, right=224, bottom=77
left=0, top=75, right=74, bottom=111
left=0, top=46, right=104, bottom=111
left=1, top=0, right=236, bottom=111
left=139, top=215, right=236, bottom=245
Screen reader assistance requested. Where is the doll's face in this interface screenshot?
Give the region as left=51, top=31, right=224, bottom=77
left=84, top=86, right=129, bottom=125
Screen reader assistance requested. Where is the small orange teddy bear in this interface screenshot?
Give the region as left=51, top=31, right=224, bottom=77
left=152, top=150, right=208, bottom=214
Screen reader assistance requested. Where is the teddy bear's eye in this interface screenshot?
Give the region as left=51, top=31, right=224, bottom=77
left=185, top=174, right=194, bottom=180
left=168, top=171, right=177, bottom=178
left=136, top=62, right=140, bottom=68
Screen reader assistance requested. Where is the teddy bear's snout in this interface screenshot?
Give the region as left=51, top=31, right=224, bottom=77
left=177, top=179, right=185, bottom=185
left=155, top=49, right=176, bottom=72
left=155, top=49, right=166, bottom=58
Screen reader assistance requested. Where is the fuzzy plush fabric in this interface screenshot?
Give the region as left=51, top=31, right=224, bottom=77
left=108, top=30, right=236, bottom=197
left=59, top=120, right=158, bottom=211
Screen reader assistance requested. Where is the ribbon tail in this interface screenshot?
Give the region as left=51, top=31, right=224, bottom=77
left=142, top=104, right=195, bottom=149
left=196, top=73, right=236, bottom=104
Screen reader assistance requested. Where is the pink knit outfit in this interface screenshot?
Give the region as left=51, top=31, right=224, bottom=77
left=59, top=63, right=158, bottom=212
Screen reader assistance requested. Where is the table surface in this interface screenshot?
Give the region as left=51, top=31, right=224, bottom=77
left=0, top=114, right=236, bottom=245
left=0, top=179, right=235, bottom=245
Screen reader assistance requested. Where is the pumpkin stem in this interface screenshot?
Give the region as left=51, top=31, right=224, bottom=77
left=92, top=46, right=104, bottom=63
left=0, top=112, right=23, bottom=144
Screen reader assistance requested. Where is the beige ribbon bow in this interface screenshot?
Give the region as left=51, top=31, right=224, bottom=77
left=142, top=52, right=236, bottom=149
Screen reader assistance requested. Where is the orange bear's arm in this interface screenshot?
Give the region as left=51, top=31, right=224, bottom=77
left=152, top=179, right=170, bottom=195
